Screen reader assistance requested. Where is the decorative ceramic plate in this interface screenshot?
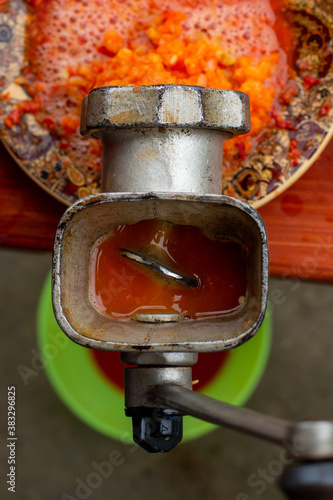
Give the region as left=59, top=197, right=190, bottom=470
left=0, top=0, right=332, bottom=209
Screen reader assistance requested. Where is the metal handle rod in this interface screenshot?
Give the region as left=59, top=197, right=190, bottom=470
left=150, top=384, right=293, bottom=445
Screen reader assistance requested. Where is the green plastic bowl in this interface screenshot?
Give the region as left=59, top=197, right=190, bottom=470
left=37, top=272, right=271, bottom=443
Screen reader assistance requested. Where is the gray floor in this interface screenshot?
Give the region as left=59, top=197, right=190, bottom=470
left=1, top=248, right=333, bottom=500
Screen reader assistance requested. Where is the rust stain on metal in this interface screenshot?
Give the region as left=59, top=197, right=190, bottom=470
left=109, top=109, right=136, bottom=123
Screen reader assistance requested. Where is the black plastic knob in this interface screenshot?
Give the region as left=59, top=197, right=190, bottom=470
left=280, top=461, right=333, bottom=500
left=125, top=407, right=183, bottom=453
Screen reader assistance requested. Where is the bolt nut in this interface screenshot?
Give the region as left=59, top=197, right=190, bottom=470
left=81, top=84, right=250, bottom=137
left=120, top=352, right=198, bottom=366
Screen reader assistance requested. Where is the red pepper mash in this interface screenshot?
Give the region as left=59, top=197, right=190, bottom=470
left=4, top=0, right=300, bottom=175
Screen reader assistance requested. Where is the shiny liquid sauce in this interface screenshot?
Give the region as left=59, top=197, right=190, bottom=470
left=90, top=219, right=247, bottom=320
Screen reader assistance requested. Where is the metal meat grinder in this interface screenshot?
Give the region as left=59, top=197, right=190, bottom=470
left=52, top=85, right=333, bottom=499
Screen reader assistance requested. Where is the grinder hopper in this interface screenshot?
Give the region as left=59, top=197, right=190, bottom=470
left=52, top=85, right=268, bottom=353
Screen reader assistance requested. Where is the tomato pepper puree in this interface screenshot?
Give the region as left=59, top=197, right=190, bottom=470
left=11, top=0, right=297, bottom=176
left=90, top=219, right=247, bottom=320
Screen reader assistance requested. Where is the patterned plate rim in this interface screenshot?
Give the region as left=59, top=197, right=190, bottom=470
left=0, top=0, right=332, bottom=208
